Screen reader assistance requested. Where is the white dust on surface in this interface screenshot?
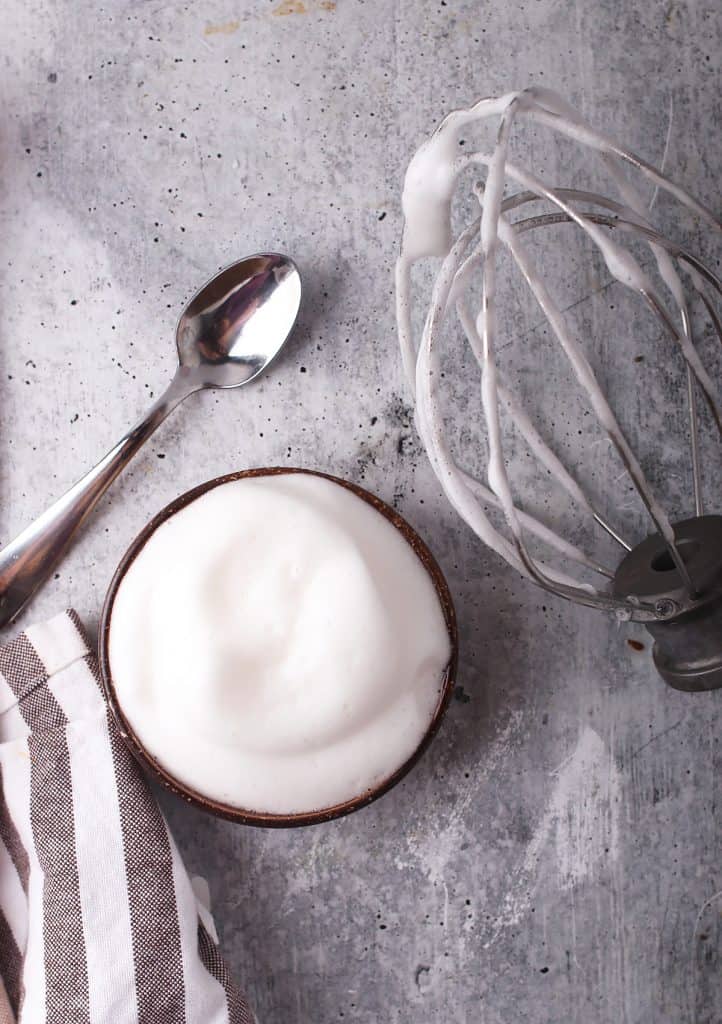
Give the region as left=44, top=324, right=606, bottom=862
left=483, top=725, right=621, bottom=947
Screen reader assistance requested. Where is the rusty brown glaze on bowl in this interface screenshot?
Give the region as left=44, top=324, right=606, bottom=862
left=99, top=467, right=458, bottom=828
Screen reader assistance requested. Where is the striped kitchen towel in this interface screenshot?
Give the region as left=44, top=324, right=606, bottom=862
left=0, top=609, right=254, bottom=1024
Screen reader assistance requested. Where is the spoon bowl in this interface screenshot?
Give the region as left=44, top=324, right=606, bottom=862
left=0, top=253, right=301, bottom=627
left=176, top=253, right=302, bottom=389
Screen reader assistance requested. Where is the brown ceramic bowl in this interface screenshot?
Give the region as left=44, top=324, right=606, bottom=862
left=99, top=467, right=457, bottom=827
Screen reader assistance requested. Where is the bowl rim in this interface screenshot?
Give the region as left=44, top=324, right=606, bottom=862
left=98, top=466, right=458, bottom=828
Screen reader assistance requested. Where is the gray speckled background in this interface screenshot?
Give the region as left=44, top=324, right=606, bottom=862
left=1, top=1, right=720, bottom=1021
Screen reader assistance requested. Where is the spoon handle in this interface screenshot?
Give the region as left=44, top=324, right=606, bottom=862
left=0, top=373, right=193, bottom=629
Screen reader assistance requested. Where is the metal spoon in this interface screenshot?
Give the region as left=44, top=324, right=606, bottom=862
left=0, top=252, right=302, bottom=628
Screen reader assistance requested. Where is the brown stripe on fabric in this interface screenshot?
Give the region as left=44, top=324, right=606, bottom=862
left=82, top=649, right=108, bottom=698
left=66, top=611, right=97, bottom=679
left=0, top=906, right=23, bottom=1015
left=198, top=923, right=255, bottom=1024
left=0, top=976, right=17, bottom=1024
left=0, top=633, right=45, bottom=692
left=65, top=609, right=88, bottom=647
left=109, top=724, right=186, bottom=1023
left=0, top=767, right=29, bottom=893
left=64, top=611, right=105, bottom=699
left=0, top=634, right=65, bottom=734
left=28, top=730, right=90, bottom=1023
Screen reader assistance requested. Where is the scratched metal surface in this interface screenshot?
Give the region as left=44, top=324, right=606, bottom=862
left=1, top=1, right=720, bottom=1021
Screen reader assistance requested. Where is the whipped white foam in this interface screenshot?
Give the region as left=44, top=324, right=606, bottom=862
left=108, top=472, right=451, bottom=815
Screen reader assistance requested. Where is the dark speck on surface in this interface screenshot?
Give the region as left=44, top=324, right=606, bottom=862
left=415, top=964, right=431, bottom=988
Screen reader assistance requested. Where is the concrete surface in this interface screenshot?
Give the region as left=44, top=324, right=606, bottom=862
left=1, top=1, right=720, bottom=1021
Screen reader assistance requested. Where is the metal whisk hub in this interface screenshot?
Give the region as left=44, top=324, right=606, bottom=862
left=613, top=516, right=722, bottom=692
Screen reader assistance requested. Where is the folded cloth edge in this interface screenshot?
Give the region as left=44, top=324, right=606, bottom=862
left=0, top=610, right=254, bottom=1024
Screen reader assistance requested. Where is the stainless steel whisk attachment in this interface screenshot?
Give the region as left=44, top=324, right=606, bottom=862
left=396, top=87, right=722, bottom=691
